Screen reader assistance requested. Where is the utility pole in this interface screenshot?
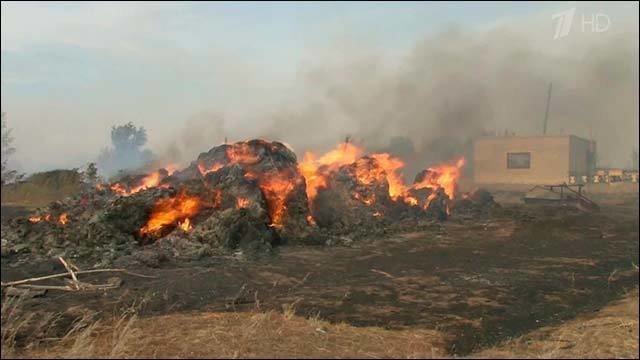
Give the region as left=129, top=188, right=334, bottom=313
left=543, top=82, right=553, bottom=135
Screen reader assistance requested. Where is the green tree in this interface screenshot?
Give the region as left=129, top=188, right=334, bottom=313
left=84, top=162, right=100, bottom=184
left=96, top=122, right=154, bottom=176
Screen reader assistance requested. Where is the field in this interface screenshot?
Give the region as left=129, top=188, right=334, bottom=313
left=1, top=192, right=638, bottom=358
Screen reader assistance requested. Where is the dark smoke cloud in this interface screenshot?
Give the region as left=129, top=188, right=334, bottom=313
left=169, top=23, right=638, bottom=174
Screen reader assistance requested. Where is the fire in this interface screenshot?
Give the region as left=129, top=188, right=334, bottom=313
left=352, top=191, right=376, bottom=206
left=306, top=214, right=317, bottom=226
left=178, top=218, right=192, bottom=232
left=353, top=157, right=388, bottom=187
left=299, top=142, right=364, bottom=201
left=28, top=216, right=42, bottom=223
left=236, top=197, right=250, bottom=209
left=369, top=153, right=406, bottom=200
left=299, top=141, right=465, bottom=214
left=110, top=182, right=128, bottom=195
left=253, top=170, right=296, bottom=227
left=198, top=162, right=224, bottom=176
left=28, top=213, right=68, bottom=225
left=110, top=165, right=178, bottom=196
left=226, top=142, right=261, bottom=165
left=411, top=157, right=466, bottom=202
left=140, top=190, right=201, bottom=237
left=299, top=143, right=407, bottom=206
left=218, top=141, right=299, bottom=227
left=164, top=164, right=179, bottom=175
left=129, top=171, right=162, bottom=194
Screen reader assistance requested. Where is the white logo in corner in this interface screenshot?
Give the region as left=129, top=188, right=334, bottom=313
left=552, top=7, right=576, bottom=39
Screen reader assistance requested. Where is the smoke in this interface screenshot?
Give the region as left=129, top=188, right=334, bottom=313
left=164, top=18, right=638, bottom=175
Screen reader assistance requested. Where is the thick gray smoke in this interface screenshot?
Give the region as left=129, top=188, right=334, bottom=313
left=169, top=22, right=638, bottom=175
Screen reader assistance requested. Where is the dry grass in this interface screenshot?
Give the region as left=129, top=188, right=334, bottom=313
left=474, top=288, right=639, bottom=359
left=3, top=290, right=638, bottom=359
left=1, top=169, right=82, bottom=207
left=6, top=299, right=447, bottom=359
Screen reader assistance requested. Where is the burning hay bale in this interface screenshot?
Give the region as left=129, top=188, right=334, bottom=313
left=1, top=138, right=481, bottom=266
left=312, top=156, right=395, bottom=229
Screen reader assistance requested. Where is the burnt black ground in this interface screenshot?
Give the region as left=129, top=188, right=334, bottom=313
left=1, top=199, right=638, bottom=355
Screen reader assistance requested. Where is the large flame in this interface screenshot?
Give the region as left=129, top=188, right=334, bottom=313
left=411, top=157, right=466, bottom=201
left=298, top=143, right=408, bottom=207
left=249, top=170, right=297, bottom=227
left=222, top=141, right=300, bottom=227
left=298, top=142, right=364, bottom=201
left=299, top=141, right=465, bottom=212
left=140, top=190, right=201, bottom=237
left=369, top=153, right=406, bottom=200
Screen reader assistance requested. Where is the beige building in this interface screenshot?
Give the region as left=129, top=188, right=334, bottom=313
left=473, top=135, right=596, bottom=184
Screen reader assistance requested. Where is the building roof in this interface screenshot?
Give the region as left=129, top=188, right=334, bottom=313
left=475, top=134, right=592, bottom=143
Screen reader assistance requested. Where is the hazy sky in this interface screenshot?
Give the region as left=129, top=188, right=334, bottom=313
left=1, top=1, right=638, bottom=173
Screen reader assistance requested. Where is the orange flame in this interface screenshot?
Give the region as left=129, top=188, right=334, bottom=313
left=306, top=214, right=317, bottom=226
left=254, top=171, right=296, bottom=227
left=110, top=166, right=177, bottom=196
left=28, top=213, right=68, bottom=225
left=369, top=153, right=406, bottom=200
left=140, top=190, right=201, bottom=237
left=298, top=142, right=364, bottom=201
left=411, top=157, right=466, bottom=202
left=164, top=164, right=179, bottom=176
left=129, top=171, right=162, bottom=194
left=28, top=216, right=42, bottom=223
left=353, top=157, right=388, bottom=187
left=110, top=182, right=128, bottom=196
left=299, top=142, right=465, bottom=213
left=236, top=197, right=250, bottom=209
left=198, top=162, right=224, bottom=176
left=226, top=142, right=261, bottom=165
left=178, top=218, right=192, bottom=232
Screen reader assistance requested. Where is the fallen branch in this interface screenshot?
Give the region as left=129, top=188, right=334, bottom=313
left=59, top=257, right=80, bottom=290
left=8, top=284, right=75, bottom=291
left=1, top=269, right=156, bottom=288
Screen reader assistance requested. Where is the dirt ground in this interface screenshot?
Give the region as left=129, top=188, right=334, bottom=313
left=1, top=194, right=638, bottom=357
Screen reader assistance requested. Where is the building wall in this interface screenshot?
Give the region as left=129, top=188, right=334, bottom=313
left=473, top=136, right=571, bottom=184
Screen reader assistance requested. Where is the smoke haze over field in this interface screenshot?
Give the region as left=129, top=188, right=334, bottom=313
left=1, top=2, right=638, bottom=176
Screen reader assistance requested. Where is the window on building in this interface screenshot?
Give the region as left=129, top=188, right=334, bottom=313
left=507, top=152, right=531, bottom=169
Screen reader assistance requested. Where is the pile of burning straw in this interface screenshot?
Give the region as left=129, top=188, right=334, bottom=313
left=1, top=139, right=496, bottom=265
